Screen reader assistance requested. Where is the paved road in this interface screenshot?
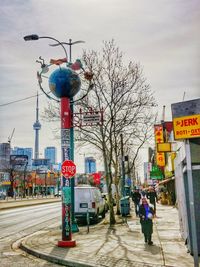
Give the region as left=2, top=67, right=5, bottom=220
left=0, top=202, right=63, bottom=267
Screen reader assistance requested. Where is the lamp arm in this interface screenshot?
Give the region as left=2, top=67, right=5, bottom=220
left=39, top=36, right=68, bottom=60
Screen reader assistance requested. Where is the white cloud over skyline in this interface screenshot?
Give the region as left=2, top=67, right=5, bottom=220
left=0, top=0, right=200, bottom=174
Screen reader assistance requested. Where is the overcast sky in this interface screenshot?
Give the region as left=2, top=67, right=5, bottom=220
left=0, top=0, right=200, bottom=174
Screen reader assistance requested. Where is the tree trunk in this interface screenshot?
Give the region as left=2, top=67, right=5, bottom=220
left=102, top=138, right=116, bottom=225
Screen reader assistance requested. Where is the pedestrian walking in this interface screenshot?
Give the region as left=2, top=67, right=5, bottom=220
left=141, top=188, right=147, bottom=197
left=147, top=187, right=158, bottom=215
left=131, top=188, right=141, bottom=216
left=138, top=198, right=154, bottom=245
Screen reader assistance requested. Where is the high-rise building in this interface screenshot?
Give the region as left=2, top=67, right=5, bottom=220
left=33, top=92, right=41, bottom=160
left=32, top=158, right=50, bottom=171
left=11, top=147, right=33, bottom=169
left=44, top=147, right=57, bottom=167
left=85, top=157, right=96, bottom=174
left=0, top=143, right=11, bottom=170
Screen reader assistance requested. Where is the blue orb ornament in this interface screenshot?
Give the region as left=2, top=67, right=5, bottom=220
left=49, top=67, right=81, bottom=98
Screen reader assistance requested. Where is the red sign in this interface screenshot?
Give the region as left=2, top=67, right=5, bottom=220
left=92, top=173, right=101, bottom=185
left=154, top=125, right=164, bottom=143
left=61, top=160, right=76, bottom=178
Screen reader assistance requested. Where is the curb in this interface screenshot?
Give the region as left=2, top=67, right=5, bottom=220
left=0, top=199, right=61, bottom=211
left=20, top=241, right=96, bottom=267
left=20, top=241, right=166, bottom=267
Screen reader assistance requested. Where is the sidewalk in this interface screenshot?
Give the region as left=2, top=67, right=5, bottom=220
left=0, top=196, right=61, bottom=210
left=19, top=203, right=196, bottom=267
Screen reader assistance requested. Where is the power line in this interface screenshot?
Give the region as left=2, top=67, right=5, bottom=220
left=0, top=93, right=44, bottom=107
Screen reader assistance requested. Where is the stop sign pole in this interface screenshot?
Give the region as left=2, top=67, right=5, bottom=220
left=57, top=97, right=76, bottom=247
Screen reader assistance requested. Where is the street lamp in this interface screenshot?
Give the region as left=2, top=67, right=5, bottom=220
left=24, top=34, right=68, bottom=60
left=24, top=34, right=85, bottom=247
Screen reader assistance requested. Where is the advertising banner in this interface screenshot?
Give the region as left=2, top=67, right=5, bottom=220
left=154, top=125, right=164, bottom=143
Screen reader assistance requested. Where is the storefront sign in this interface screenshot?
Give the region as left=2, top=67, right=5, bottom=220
left=150, top=165, right=164, bottom=180
left=173, top=114, right=200, bottom=140
left=156, top=152, right=165, bottom=167
left=157, top=142, right=172, bottom=152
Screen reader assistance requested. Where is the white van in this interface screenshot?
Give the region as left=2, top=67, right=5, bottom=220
left=75, top=185, right=106, bottom=222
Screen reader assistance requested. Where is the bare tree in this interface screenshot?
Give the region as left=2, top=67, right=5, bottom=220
left=43, top=40, right=157, bottom=225
left=74, top=40, right=157, bottom=224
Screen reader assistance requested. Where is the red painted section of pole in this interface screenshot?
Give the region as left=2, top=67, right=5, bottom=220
left=58, top=240, right=76, bottom=247
left=58, top=97, right=76, bottom=247
left=61, top=97, right=71, bottom=128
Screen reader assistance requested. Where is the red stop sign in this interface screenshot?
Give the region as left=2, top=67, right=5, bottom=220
left=61, top=160, right=76, bottom=178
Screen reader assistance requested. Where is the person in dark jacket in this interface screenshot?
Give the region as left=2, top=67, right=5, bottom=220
left=139, top=198, right=154, bottom=245
left=131, top=188, right=141, bottom=216
left=147, top=187, right=158, bottom=215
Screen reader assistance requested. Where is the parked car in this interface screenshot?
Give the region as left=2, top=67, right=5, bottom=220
left=101, top=193, right=109, bottom=211
left=102, top=183, right=117, bottom=206
left=0, top=192, right=6, bottom=200
left=75, top=185, right=106, bottom=222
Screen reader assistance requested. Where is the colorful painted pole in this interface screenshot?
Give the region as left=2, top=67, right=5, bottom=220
left=24, top=34, right=90, bottom=245
left=58, top=97, right=76, bottom=247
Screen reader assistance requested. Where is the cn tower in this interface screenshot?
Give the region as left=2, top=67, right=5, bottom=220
left=33, top=92, right=41, bottom=159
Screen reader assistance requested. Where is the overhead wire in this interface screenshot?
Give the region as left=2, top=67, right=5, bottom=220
left=0, top=92, right=45, bottom=107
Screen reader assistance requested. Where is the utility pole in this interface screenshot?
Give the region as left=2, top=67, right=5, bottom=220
left=120, top=133, right=125, bottom=197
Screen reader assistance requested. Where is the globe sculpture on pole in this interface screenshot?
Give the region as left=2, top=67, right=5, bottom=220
left=49, top=67, right=81, bottom=99
left=24, top=34, right=94, bottom=248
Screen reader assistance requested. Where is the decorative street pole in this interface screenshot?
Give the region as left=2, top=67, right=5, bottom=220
left=50, top=38, right=85, bottom=233
left=24, top=34, right=92, bottom=247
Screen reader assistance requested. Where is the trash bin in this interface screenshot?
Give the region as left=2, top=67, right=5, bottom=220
left=120, top=196, right=130, bottom=216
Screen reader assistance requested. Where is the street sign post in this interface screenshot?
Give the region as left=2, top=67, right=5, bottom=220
left=61, top=160, right=76, bottom=178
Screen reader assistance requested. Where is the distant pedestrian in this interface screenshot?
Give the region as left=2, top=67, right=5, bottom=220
left=141, top=188, right=147, bottom=198
left=139, top=198, right=154, bottom=245
left=131, top=188, right=141, bottom=216
left=147, top=187, right=158, bottom=215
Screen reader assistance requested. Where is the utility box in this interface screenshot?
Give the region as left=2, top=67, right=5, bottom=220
left=120, top=196, right=130, bottom=216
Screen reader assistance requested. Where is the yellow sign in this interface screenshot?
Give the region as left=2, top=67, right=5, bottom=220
left=157, top=143, right=171, bottom=152
left=156, top=152, right=165, bottom=167
left=173, top=114, right=200, bottom=139
left=154, top=125, right=164, bottom=143
left=2, top=181, right=11, bottom=185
